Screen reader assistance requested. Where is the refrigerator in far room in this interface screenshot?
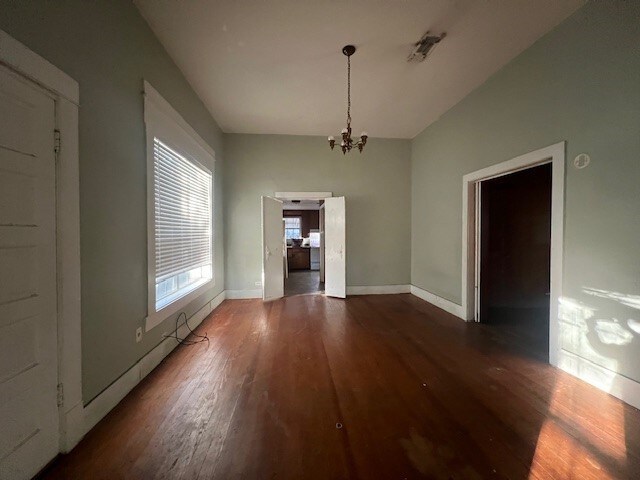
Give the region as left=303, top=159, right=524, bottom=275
left=309, top=230, right=320, bottom=270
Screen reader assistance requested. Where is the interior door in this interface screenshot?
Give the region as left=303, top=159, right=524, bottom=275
left=324, top=196, right=346, bottom=298
left=319, top=205, right=325, bottom=283
left=474, top=181, right=482, bottom=322
left=0, top=67, right=59, bottom=479
left=262, top=196, right=284, bottom=300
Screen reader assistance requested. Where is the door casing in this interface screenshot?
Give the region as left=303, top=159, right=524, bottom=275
left=461, top=142, right=565, bottom=366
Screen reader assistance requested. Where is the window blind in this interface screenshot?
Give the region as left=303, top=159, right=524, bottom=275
left=154, top=138, right=212, bottom=308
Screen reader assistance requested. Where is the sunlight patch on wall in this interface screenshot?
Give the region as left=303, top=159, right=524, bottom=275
left=557, top=297, right=618, bottom=391
left=594, top=320, right=633, bottom=346
left=583, top=287, right=640, bottom=310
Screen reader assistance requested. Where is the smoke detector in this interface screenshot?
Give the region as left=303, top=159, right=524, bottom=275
left=407, top=31, right=446, bottom=62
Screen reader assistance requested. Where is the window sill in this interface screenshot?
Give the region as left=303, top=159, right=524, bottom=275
left=145, top=279, right=214, bottom=332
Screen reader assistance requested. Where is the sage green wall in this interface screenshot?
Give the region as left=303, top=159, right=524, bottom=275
left=411, top=1, right=640, bottom=382
left=225, top=134, right=411, bottom=291
left=0, top=0, right=225, bottom=403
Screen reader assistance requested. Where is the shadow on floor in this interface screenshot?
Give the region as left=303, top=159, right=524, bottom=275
left=483, top=306, right=549, bottom=362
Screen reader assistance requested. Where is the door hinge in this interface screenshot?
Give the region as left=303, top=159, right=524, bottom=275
left=57, top=383, right=64, bottom=408
left=54, top=129, right=61, bottom=156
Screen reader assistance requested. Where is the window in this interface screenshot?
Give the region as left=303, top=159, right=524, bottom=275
left=153, top=139, right=212, bottom=311
left=284, top=217, right=302, bottom=239
left=144, top=81, right=215, bottom=331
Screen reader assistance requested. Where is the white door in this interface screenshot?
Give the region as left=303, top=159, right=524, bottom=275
left=324, top=196, right=346, bottom=298
left=474, top=181, right=482, bottom=322
left=319, top=205, right=325, bottom=283
left=0, top=68, right=59, bottom=479
left=262, top=196, right=284, bottom=301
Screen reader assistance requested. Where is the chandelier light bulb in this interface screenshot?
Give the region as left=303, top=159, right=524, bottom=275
left=328, top=136, right=334, bottom=141
left=361, top=131, right=368, bottom=137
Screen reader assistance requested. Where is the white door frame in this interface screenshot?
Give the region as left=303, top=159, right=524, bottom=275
left=0, top=30, right=83, bottom=451
left=275, top=192, right=333, bottom=201
left=275, top=192, right=332, bottom=293
left=461, top=142, right=565, bottom=366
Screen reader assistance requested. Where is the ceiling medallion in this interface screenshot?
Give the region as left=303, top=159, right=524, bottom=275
left=328, top=45, right=368, bottom=154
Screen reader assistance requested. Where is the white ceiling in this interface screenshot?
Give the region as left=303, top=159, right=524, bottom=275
left=134, top=0, right=583, bottom=139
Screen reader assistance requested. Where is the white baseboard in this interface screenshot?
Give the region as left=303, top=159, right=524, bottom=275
left=225, top=289, right=262, bottom=299
left=558, top=349, right=640, bottom=411
left=347, top=285, right=411, bottom=295
left=410, top=285, right=466, bottom=320
left=62, top=290, right=226, bottom=452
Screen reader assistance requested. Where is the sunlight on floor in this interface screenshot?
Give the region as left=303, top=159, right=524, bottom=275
left=528, top=373, right=627, bottom=479
left=527, top=296, right=633, bottom=478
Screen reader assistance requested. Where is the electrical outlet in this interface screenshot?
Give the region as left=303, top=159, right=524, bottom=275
left=255, top=281, right=262, bottom=286
left=135, top=327, right=143, bottom=343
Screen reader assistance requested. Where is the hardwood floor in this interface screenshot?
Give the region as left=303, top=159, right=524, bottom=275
left=43, top=295, right=640, bottom=479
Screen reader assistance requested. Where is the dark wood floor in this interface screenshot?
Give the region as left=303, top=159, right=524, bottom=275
left=43, top=295, right=640, bottom=479
left=284, top=270, right=322, bottom=296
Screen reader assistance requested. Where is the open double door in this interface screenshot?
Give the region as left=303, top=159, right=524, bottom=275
left=261, top=196, right=346, bottom=301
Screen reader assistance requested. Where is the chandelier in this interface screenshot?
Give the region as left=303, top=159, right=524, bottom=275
left=328, top=45, right=368, bottom=154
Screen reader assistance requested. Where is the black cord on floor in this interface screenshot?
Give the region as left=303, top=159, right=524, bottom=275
left=164, top=311, right=209, bottom=346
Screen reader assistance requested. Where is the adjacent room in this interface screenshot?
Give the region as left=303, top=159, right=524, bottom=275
left=0, top=0, right=639, bottom=479
left=282, top=200, right=323, bottom=297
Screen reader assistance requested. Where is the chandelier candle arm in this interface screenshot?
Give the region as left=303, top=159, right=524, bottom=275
left=328, top=45, right=368, bottom=154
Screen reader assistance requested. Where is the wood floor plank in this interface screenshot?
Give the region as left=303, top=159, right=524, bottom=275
left=42, top=294, right=640, bottom=480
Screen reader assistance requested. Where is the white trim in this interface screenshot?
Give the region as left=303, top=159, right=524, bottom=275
left=410, top=285, right=465, bottom=318
left=0, top=30, right=79, bottom=104
left=55, top=96, right=83, bottom=453
left=347, top=285, right=411, bottom=295
left=143, top=81, right=216, bottom=332
left=69, top=292, right=225, bottom=446
left=461, top=142, right=565, bottom=366
left=275, top=192, right=333, bottom=201
left=145, top=280, right=213, bottom=332
left=143, top=81, right=214, bottom=159
left=558, top=350, right=640, bottom=411
left=226, top=289, right=262, bottom=299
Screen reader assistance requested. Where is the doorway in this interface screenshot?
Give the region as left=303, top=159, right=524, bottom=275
left=262, top=192, right=346, bottom=301
left=461, top=142, right=565, bottom=366
left=479, top=163, right=552, bottom=360
left=283, top=200, right=323, bottom=296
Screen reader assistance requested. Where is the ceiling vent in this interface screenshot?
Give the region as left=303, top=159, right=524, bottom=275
left=407, top=31, right=446, bottom=62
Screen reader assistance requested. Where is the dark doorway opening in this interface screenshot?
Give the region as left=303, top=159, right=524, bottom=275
left=479, top=163, right=552, bottom=361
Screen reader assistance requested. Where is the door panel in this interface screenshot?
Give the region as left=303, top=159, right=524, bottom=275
left=262, top=196, right=284, bottom=301
left=0, top=67, right=58, bottom=480
left=319, top=205, right=325, bottom=283
left=324, top=197, right=346, bottom=298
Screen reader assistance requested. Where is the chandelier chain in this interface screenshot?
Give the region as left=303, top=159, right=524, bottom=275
left=347, top=54, right=351, bottom=127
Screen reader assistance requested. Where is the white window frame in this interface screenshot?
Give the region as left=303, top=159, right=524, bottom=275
left=284, top=216, right=302, bottom=239
left=144, top=81, right=215, bottom=331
